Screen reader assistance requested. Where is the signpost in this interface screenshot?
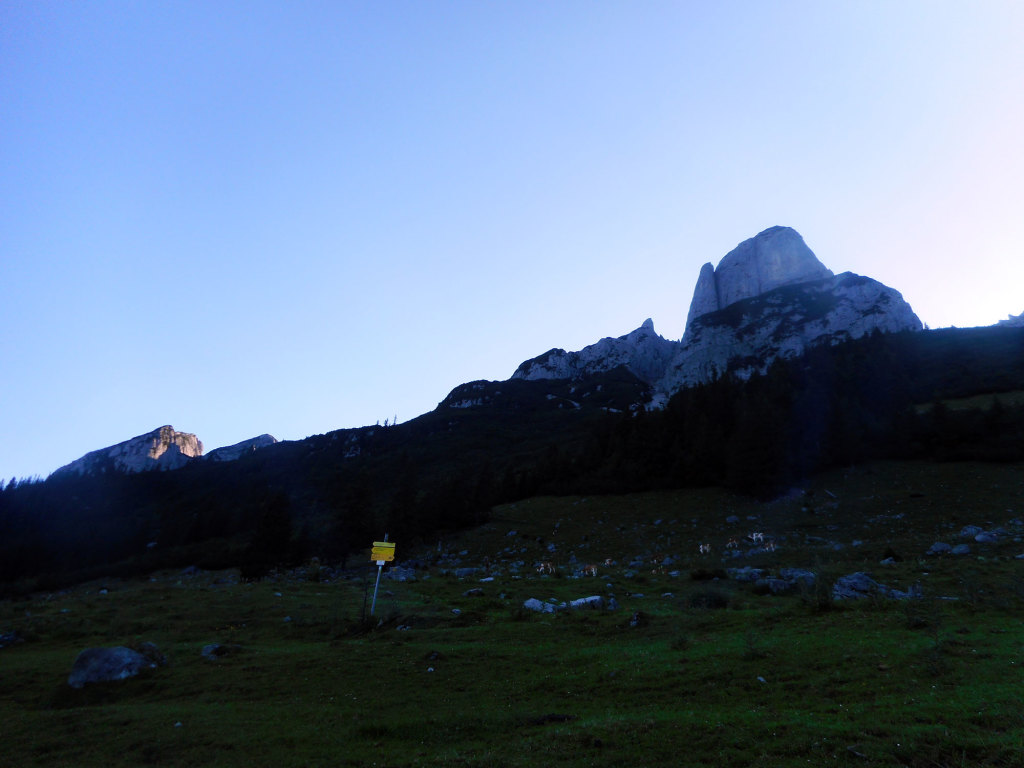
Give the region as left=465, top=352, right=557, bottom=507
left=369, top=536, right=395, bottom=616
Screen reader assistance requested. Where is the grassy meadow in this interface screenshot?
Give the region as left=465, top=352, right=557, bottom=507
left=2, top=460, right=1024, bottom=767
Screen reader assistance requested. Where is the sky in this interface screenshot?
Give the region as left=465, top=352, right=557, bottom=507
left=2, top=1, right=1023, bottom=482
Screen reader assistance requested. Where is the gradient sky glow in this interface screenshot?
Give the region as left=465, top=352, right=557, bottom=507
left=2, top=1, right=1023, bottom=482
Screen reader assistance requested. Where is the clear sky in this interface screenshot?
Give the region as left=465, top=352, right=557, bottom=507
left=2, top=1, right=1023, bottom=482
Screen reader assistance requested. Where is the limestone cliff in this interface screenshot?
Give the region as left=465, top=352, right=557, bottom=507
left=507, top=226, right=923, bottom=406
left=661, top=272, right=922, bottom=392
left=52, top=426, right=203, bottom=477
left=684, top=226, right=833, bottom=335
left=51, top=426, right=279, bottom=478
left=511, top=318, right=678, bottom=384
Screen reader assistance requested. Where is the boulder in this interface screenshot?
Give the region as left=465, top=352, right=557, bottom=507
left=0, top=631, right=24, bottom=649
left=927, top=542, right=952, bottom=555
left=727, top=567, right=766, bottom=582
left=832, top=572, right=920, bottom=601
left=523, top=598, right=560, bottom=614
left=384, top=566, right=417, bottom=582
left=68, top=646, right=156, bottom=688
left=568, top=596, right=605, bottom=610
left=201, top=643, right=243, bottom=661
left=832, top=572, right=883, bottom=600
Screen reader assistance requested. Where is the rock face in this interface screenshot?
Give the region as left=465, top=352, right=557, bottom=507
left=508, top=226, right=923, bottom=405
left=51, top=427, right=278, bottom=477
left=662, top=271, right=922, bottom=392
left=52, top=426, right=203, bottom=477
left=204, top=434, right=278, bottom=462
left=997, top=311, right=1024, bottom=328
left=684, top=226, right=833, bottom=333
left=512, top=318, right=678, bottom=384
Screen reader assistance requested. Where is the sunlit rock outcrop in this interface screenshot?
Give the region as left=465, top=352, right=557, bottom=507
left=52, top=425, right=203, bottom=477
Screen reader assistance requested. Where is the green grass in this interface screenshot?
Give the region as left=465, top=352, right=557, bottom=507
left=3, top=459, right=1024, bottom=766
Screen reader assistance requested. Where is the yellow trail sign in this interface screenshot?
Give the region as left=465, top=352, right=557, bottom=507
left=370, top=541, right=396, bottom=562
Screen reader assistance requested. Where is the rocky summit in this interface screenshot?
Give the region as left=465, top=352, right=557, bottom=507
left=510, top=226, right=923, bottom=406
left=52, top=425, right=204, bottom=477
left=51, top=426, right=278, bottom=478
left=684, top=226, right=834, bottom=334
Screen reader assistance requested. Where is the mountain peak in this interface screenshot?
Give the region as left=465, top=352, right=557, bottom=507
left=685, top=226, right=833, bottom=334
left=52, top=425, right=203, bottom=477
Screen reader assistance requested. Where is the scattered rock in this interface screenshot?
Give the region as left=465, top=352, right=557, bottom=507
left=385, top=566, right=417, bottom=582
left=0, top=631, right=24, bottom=649
left=832, top=572, right=920, bottom=601
left=462, top=588, right=484, bottom=597
left=628, top=611, right=648, bottom=628
left=569, top=596, right=605, bottom=610
left=960, top=525, right=984, bottom=538
left=975, top=532, right=999, bottom=544
left=832, top=572, right=882, bottom=600
left=927, top=542, right=952, bottom=555
left=951, top=544, right=971, bottom=556
left=727, top=567, right=766, bottom=582
left=523, top=598, right=560, bottom=614
left=68, top=646, right=157, bottom=688
left=201, top=643, right=241, bottom=661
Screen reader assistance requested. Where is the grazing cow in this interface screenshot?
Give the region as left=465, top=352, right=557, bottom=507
left=698, top=543, right=712, bottom=555
left=581, top=564, right=598, bottom=577
left=536, top=561, right=555, bottom=575
left=725, top=538, right=739, bottom=549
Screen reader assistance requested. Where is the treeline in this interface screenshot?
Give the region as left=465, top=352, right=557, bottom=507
left=2, top=326, right=1022, bottom=592
left=557, top=328, right=1024, bottom=498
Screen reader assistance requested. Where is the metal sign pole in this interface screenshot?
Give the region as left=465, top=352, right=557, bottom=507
left=369, top=533, right=388, bottom=616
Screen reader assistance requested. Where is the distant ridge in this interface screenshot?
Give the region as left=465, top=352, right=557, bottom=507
left=51, top=426, right=277, bottom=478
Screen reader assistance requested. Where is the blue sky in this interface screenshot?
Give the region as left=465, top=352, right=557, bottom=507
left=2, top=1, right=1023, bottom=481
